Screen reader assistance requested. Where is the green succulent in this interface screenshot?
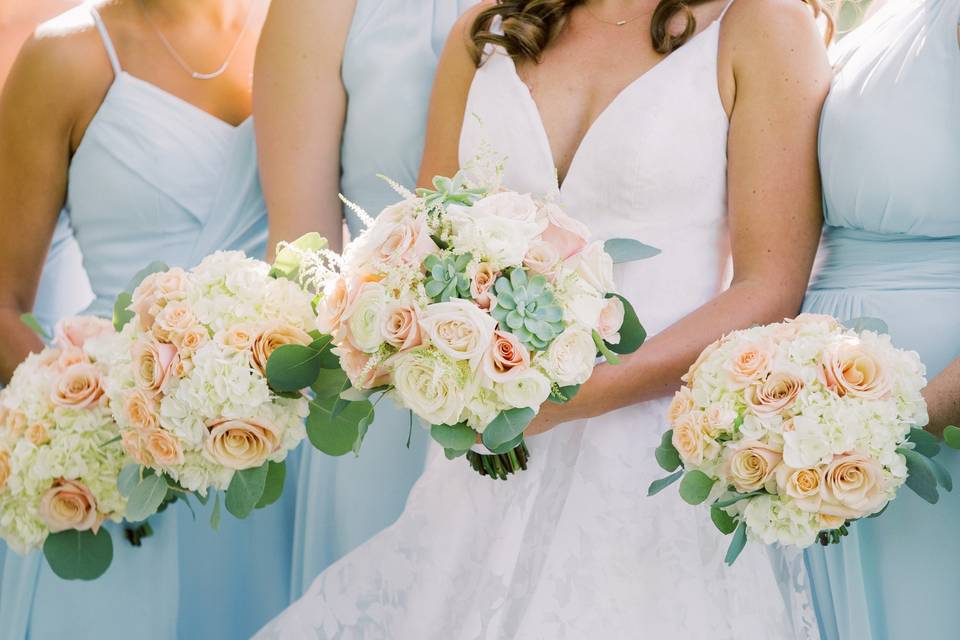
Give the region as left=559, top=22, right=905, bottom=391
left=491, top=269, right=564, bottom=351
left=415, top=171, right=486, bottom=212
left=424, top=253, right=473, bottom=302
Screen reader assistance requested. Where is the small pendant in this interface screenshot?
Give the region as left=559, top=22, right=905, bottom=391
left=616, top=20, right=627, bottom=26
left=191, top=62, right=230, bottom=81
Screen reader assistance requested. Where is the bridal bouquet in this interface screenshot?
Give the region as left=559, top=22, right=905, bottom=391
left=650, top=314, right=949, bottom=563
left=100, top=252, right=314, bottom=525
left=0, top=316, right=130, bottom=580
left=265, top=171, right=655, bottom=479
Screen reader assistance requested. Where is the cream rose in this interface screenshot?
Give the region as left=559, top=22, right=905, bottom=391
left=121, top=430, right=152, bottom=466
left=542, top=327, right=596, bottom=386
left=39, top=478, right=99, bottom=533
left=538, top=202, right=590, bottom=259
left=53, top=316, right=114, bottom=350
left=775, top=464, right=823, bottom=513
left=51, top=364, right=104, bottom=408
left=154, top=267, right=188, bottom=297
left=25, top=423, right=50, bottom=446
left=497, top=368, right=552, bottom=411
left=316, top=276, right=350, bottom=335
left=381, top=303, right=422, bottom=351
left=672, top=412, right=707, bottom=466
left=821, top=342, right=891, bottom=400
left=469, top=263, right=499, bottom=311
left=819, top=452, right=888, bottom=519
left=472, top=191, right=543, bottom=226
left=420, top=300, right=497, bottom=368
left=483, top=331, right=531, bottom=383
left=175, top=325, right=209, bottom=355
left=392, top=349, right=468, bottom=426
left=723, top=440, right=782, bottom=493
left=56, top=347, right=87, bottom=371
left=130, top=274, right=161, bottom=329
left=123, top=389, right=160, bottom=432
left=566, top=241, right=616, bottom=294
left=132, top=340, right=178, bottom=393
left=597, top=296, right=625, bottom=345
left=153, top=301, right=196, bottom=341
left=217, top=323, right=258, bottom=351
left=342, top=282, right=387, bottom=353
left=375, top=214, right=438, bottom=267
left=143, top=428, right=186, bottom=468
left=251, top=323, right=313, bottom=375
left=747, top=372, right=803, bottom=417
left=668, top=388, right=696, bottom=426
left=725, top=341, right=773, bottom=387
left=204, top=417, right=282, bottom=470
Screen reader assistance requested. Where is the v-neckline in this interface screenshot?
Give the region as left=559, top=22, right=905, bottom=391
left=118, top=72, right=252, bottom=131
left=504, top=20, right=721, bottom=191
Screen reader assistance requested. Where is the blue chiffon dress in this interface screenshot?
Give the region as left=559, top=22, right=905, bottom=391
left=0, top=9, right=294, bottom=639
left=288, top=0, right=476, bottom=598
left=802, top=1, right=960, bottom=638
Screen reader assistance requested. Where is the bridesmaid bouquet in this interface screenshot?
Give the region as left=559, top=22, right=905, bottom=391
left=265, top=171, right=655, bottom=479
left=650, top=314, right=948, bottom=563
left=0, top=317, right=130, bottom=580
left=100, top=252, right=314, bottom=526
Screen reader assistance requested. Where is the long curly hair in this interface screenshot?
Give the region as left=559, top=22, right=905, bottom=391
left=469, top=0, right=833, bottom=63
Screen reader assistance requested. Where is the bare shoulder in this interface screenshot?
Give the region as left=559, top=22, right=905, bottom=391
left=721, top=0, right=827, bottom=57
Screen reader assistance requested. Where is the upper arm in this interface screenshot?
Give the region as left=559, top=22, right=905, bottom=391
left=253, top=0, right=356, bottom=254
left=0, top=33, right=86, bottom=311
left=723, top=0, right=831, bottom=300
left=416, top=3, right=492, bottom=188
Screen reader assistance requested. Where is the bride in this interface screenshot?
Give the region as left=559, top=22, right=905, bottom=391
left=259, top=0, right=831, bottom=637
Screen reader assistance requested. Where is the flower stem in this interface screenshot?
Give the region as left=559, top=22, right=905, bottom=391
left=465, top=441, right=531, bottom=480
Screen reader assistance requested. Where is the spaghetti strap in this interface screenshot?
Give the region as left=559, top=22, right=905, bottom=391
left=718, top=0, right=737, bottom=21
left=89, top=7, right=122, bottom=76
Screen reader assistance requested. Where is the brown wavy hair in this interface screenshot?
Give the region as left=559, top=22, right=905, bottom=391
left=470, top=0, right=833, bottom=63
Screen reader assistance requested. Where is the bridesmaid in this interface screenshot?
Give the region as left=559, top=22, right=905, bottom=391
left=254, top=0, right=476, bottom=596
left=0, top=1, right=295, bottom=637
left=803, top=0, right=960, bottom=637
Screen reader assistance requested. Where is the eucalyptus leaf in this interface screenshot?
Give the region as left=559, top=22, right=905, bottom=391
left=117, top=464, right=141, bottom=497
left=266, top=344, right=323, bottom=392
left=711, top=505, right=738, bottom=535
left=194, top=490, right=209, bottom=506
left=482, top=408, right=535, bottom=451
left=225, top=464, right=270, bottom=519
left=307, top=396, right=373, bottom=457
left=352, top=404, right=377, bottom=456
left=125, top=474, right=169, bottom=522
left=210, top=492, right=222, bottom=530
left=655, top=445, right=681, bottom=473
left=311, top=368, right=349, bottom=399
left=724, top=521, right=748, bottom=565
left=43, top=528, right=114, bottom=581
left=943, top=426, right=960, bottom=450
left=487, top=433, right=525, bottom=455
left=929, top=456, right=953, bottom=492
left=444, top=447, right=469, bottom=460
left=648, top=470, right=683, bottom=496
left=256, top=461, right=287, bottom=509
left=431, top=423, right=477, bottom=452
left=660, top=429, right=675, bottom=450
left=678, top=470, right=715, bottom=505
left=908, top=427, right=941, bottom=458
left=843, top=317, right=889, bottom=334
left=603, top=238, right=661, bottom=264
left=899, top=447, right=940, bottom=504
left=340, top=387, right=373, bottom=402
left=113, top=292, right=135, bottom=332
left=20, top=313, right=49, bottom=341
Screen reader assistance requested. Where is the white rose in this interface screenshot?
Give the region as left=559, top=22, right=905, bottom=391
left=497, top=368, right=552, bottom=411
left=420, top=299, right=497, bottom=368
left=392, top=349, right=468, bottom=426
left=446, top=206, right=543, bottom=269
left=470, top=192, right=544, bottom=228
left=558, top=273, right=605, bottom=328
left=565, top=241, right=615, bottom=294
left=542, top=327, right=596, bottom=386
left=342, top=282, right=387, bottom=353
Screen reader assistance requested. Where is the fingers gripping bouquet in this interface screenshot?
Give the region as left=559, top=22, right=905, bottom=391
left=650, top=314, right=953, bottom=564
left=266, top=170, right=656, bottom=479
left=0, top=316, right=132, bottom=580
left=100, top=252, right=314, bottom=528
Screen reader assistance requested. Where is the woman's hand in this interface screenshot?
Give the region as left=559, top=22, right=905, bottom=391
left=922, top=358, right=960, bottom=438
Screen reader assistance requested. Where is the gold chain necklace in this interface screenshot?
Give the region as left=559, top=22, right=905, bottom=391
left=582, top=2, right=652, bottom=27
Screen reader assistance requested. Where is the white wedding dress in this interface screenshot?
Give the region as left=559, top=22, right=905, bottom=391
left=258, top=10, right=817, bottom=640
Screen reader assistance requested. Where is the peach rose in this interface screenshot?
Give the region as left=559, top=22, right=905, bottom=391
left=56, top=347, right=88, bottom=372
left=523, top=239, right=562, bottom=278
left=154, top=267, right=188, bottom=297
left=143, top=429, right=185, bottom=468
left=53, top=316, right=114, bottom=350
left=775, top=464, right=823, bottom=512
left=820, top=452, right=888, bottom=519
left=597, top=296, right=625, bottom=345
left=483, top=330, right=531, bottom=383
left=121, top=430, right=152, bottom=466
left=25, top=423, right=50, bottom=446
left=204, top=417, right=282, bottom=470
left=0, top=449, right=11, bottom=490
left=251, top=323, right=313, bottom=376
left=672, top=412, right=707, bottom=465
left=725, top=341, right=773, bottom=387
left=538, top=202, right=590, bottom=259
left=153, top=301, right=196, bottom=342
left=363, top=213, right=438, bottom=269
left=316, top=276, right=350, bottom=335
left=335, top=343, right=390, bottom=390
left=39, top=478, right=99, bottom=533
left=381, top=303, right=422, bottom=352
left=123, top=389, right=160, bottom=431
left=469, top=263, right=499, bottom=311
left=6, top=411, right=27, bottom=438
left=723, top=440, right=782, bottom=493
left=218, top=323, right=258, bottom=351
left=51, top=364, right=104, bottom=408
left=175, top=325, right=209, bottom=355
left=131, top=340, right=178, bottom=393
left=821, top=343, right=891, bottom=400
left=747, top=372, right=803, bottom=416
left=130, top=274, right=161, bottom=330
left=667, top=387, right=696, bottom=426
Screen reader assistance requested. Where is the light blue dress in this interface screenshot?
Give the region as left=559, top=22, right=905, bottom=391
left=289, top=0, right=476, bottom=597
left=0, top=9, right=294, bottom=639
left=802, top=1, right=960, bottom=638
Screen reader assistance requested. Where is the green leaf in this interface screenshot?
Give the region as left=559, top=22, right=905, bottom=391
left=929, top=456, right=953, bottom=492
left=660, top=429, right=675, bottom=450
left=482, top=408, right=535, bottom=451
left=898, top=447, right=940, bottom=504
left=311, top=368, right=349, bottom=399
left=20, top=313, right=49, bottom=341
left=842, top=316, right=889, bottom=334
left=678, top=470, right=715, bottom=505
left=43, top=529, right=113, bottom=581
left=592, top=330, right=621, bottom=365
left=117, top=464, right=141, bottom=497
left=307, top=396, right=373, bottom=457
left=256, top=461, right=287, bottom=509
left=271, top=232, right=328, bottom=280
left=943, top=426, right=960, bottom=450
left=431, top=423, right=476, bottom=452
left=225, top=464, right=270, bottom=519
left=125, top=473, right=169, bottom=522
left=606, top=294, right=646, bottom=355
left=548, top=384, right=580, bottom=404
left=487, top=433, right=524, bottom=455
left=712, top=490, right=765, bottom=509
left=648, top=470, right=683, bottom=496
left=655, top=445, right=681, bottom=472
left=444, top=447, right=469, bottom=460
left=340, top=386, right=373, bottom=402
left=352, top=404, right=377, bottom=456
left=210, top=492, right=222, bottom=530
left=907, top=427, right=941, bottom=458
left=113, top=292, right=135, bottom=331
left=603, top=238, right=661, bottom=264
left=711, top=506, right=738, bottom=535
left=724, top=521, right=748, bottom=565
left=266, top=344, right=323, bottom=392
left=194, top=490, right=209, bottom=506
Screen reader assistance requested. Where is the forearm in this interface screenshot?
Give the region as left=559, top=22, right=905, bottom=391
left=923, top=357, right=960, bottom=437
left=0, top=308, right=44, bottom=383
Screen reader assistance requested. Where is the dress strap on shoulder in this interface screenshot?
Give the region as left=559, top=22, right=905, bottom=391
left=718, top=0, right=737, bottom=21
left=89, top=7, right=122, bottom=76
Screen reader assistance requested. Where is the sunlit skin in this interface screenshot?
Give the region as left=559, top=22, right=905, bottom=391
left=0, top=0, right=267, bottom=382
left=0, top=0, right=77, bottom=88
left=419, top=0, right=831, bottom=437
